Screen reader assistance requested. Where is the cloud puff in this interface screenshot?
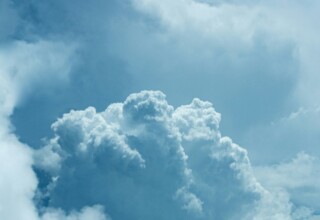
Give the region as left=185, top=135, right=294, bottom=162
left=35, top=90, right=292, bottom=219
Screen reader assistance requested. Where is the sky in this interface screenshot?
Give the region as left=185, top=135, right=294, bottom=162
left=1, top=0, right=320, bottom=219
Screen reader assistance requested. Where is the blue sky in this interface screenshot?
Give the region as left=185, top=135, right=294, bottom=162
left=1, top=0, right=320, bottom=219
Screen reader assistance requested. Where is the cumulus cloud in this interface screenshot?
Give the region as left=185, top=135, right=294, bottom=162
left=35, top=90, right=293, bottom=219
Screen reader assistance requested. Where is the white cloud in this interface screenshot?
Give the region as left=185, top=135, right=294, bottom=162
left=33, top=138, right=64, bottom=174
left=255, top=152, right=320, bottom=213
left=0, top=40, right=76, bottom=111
left=41, top=205, right=109, bottom=220
left=36, top=90, right=293, bottom=219
left=173, top=98, right=221, bottom=141
left=0, top=39, right=110, bottom=220
left=0, top=132, right=39, bottom=220
left=1, top=1, right=320, bottom=219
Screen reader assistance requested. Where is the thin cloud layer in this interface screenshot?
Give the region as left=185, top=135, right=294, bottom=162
left=35, top=90, right=293, bottom=219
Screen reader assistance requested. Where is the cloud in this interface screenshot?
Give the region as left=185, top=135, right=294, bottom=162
left=35, top=90, right=293, bottom=219
left=41, top=205, right=109, bottom=220
left=0, top=131, right=38, bottom=220
left=255, top=152, right=320, bottom=213
left=9, top=0, right=320, bottom=164
left=10, top=0, right=303, bottom=155
left=105, top=0, right=298, bottom=136
left=10, top=0, right=134, bottom=147
left=0, top=40, right=76, bottom=114
left=132, top=0, right=262, bottom=43
left=2, top=1, right=320, bottom=219
left=0, top=38, right=110, bottom=220
left=123, top=0, right=320, bottom=159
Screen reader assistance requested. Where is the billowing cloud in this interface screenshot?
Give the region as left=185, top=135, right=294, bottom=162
left=35, top=90, right=293, bottom=219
